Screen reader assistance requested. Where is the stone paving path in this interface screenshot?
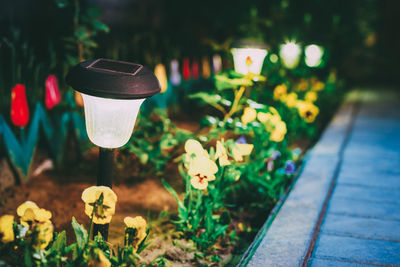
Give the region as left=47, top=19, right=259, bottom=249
left=243, top=90, right=400, bottom=267
left=308, top=91, right=400, bottom=266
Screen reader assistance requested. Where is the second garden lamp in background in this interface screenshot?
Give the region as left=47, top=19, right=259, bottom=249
left=231, top=39, right=268, bottom=75
left=279, top=41, right=302, bottom=69
left=66, top=58, right=160, bottom=239
left=305, top=44, right=324, bottom=67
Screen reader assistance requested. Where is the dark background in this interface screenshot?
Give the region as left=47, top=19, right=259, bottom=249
left=1, top=0, right=399, bottom=86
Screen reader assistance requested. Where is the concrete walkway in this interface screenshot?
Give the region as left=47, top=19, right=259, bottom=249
left=241, top=89, right=400, bottom=266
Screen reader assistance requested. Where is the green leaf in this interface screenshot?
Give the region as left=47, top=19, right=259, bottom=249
left=213, top=224, right=228, bottom=238
left=24, top=246, right=33, bottom=267
left=55, top=0, right=68, bottom=8
left=214, top=74, right=253, bottom=90
left=189, top=92, right=222, bottom=105
left=65, top=244, right=76, bottom=254
left=93, top=20, right=110, bottom=33
left=82, top=39, right=98, bottom=48
left=51, top=230, right=67, bottom=253
left=75, top=27, right=89, bottom=41
left=71, top=217, right=88, bottom=250
left=161, top=179, right=187, bottom=217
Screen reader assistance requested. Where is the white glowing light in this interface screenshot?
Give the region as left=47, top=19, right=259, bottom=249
left=279, top=42, right=301, bottom=69
left=82, top=94, right=144, bottom=148
left=231, top=48, right=267, bottom=75
left=305, top=44, right=324, bottom=67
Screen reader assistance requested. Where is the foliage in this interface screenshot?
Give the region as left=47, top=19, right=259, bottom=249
left=122, top=108, right=192, bottom=174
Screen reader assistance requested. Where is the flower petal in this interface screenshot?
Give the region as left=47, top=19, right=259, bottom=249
left=190, top=176, right=208, bottom=190
left=241, top=107, right=257, bottom=125
left=184, top=139, right=205, bottom=157
left=0, top=215, right=14, bottom=243
left=17, top=201, right=39, bottom=217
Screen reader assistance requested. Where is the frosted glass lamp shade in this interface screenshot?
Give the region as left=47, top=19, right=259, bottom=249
left=279, top=42, right=302, bottom=69
left=305, top=44, right=324, bottom=67
left=82, top=93, right=144, bottom=148
left=66, top=58, right=161, bottom=148
left=231, top=48, right=268, bottom=75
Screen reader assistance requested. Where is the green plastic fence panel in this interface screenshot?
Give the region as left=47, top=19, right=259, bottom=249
left=0, top=102, right=88, bottom=181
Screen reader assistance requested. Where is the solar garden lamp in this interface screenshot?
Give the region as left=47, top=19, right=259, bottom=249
left=66, top=58, right=160, bottom=240
left=231, top=39, right=268, bottom=75
left=279, top=41, right=302, bottom=69
left=305, top=44, right=324, bottom=67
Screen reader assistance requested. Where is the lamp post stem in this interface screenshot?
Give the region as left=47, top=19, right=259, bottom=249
left=93, top=147, right=115, bottom=240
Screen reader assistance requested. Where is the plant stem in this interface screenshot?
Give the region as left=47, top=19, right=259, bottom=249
left=224, top=86, right=246, bottom=120
left=87, top=204, right=96, bottom=242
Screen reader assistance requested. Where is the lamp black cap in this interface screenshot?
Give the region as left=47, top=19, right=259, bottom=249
left=66, top=58, right=161, bottom=99
left=231, top=39, right=268, bottom=50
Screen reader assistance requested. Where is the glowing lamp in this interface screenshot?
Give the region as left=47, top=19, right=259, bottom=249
left=279, top=42, right=301, bottom=69
left=66, top=58, right=160, bottom=149
left=305, top=44, right=324, bottom=67
left=231, top=39, right=268, bottom=75
left=66, top=58, right=160, bottom=240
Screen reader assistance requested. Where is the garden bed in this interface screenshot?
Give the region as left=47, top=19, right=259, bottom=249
left=0, top=73, right=343, bottom=266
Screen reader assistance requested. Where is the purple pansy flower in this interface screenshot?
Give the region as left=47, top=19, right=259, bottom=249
left=271, top=151, right=281, bottom=160
left=236, top=136, right=247, bottom=144
left=285, top=160, right=296, bottom=175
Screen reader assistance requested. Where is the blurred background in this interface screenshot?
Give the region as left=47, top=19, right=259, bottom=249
left=1, top=0, right=399, bottom=113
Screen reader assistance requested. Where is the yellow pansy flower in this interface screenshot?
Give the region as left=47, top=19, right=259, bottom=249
left=257, top=107, right=287, bottom=142
left=296, top=100, right=320, bottom=123
left=269, top=121, right=287, bottom=142
left=88, top=248, right=111, bottom=267
left=241, top=107, right=257, bottom=125
left=17, top=201, right=39, bottom=217
left=214, top=140, right=231, bottom=166
left=16, top=202, right=54, bottom=250
left=297, top=78, right=309, bottom=91
left=81, top=186, right=117, bottom=224
left=190, top=175, right=209, bottom=190
left=124, top=216, right=147, bottom=251
left=183, top=139, right=219, bottom=190
left=33, top=220, right=53, bottom=250
left=185, top=139, right=206, bottom=156
left=258, top=111, right=281, bottom=125
left=257, top=112, right=269, bottom=123
left=305, top=91, right=318, bottom=103
left=188, top=156, right=218, bottom=190
left=20, top=208, right=52, bottom=228
left=282, top=92, right=298, bottom=108
left=273, top=84, right=287, bottom=100
left=0, top=215, right=14, bottom=243
left=310, top=77, right=325, bottom=91
left=231, top=143, right=254, bottom=162
left=269, top=107, right=280, bottom=116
